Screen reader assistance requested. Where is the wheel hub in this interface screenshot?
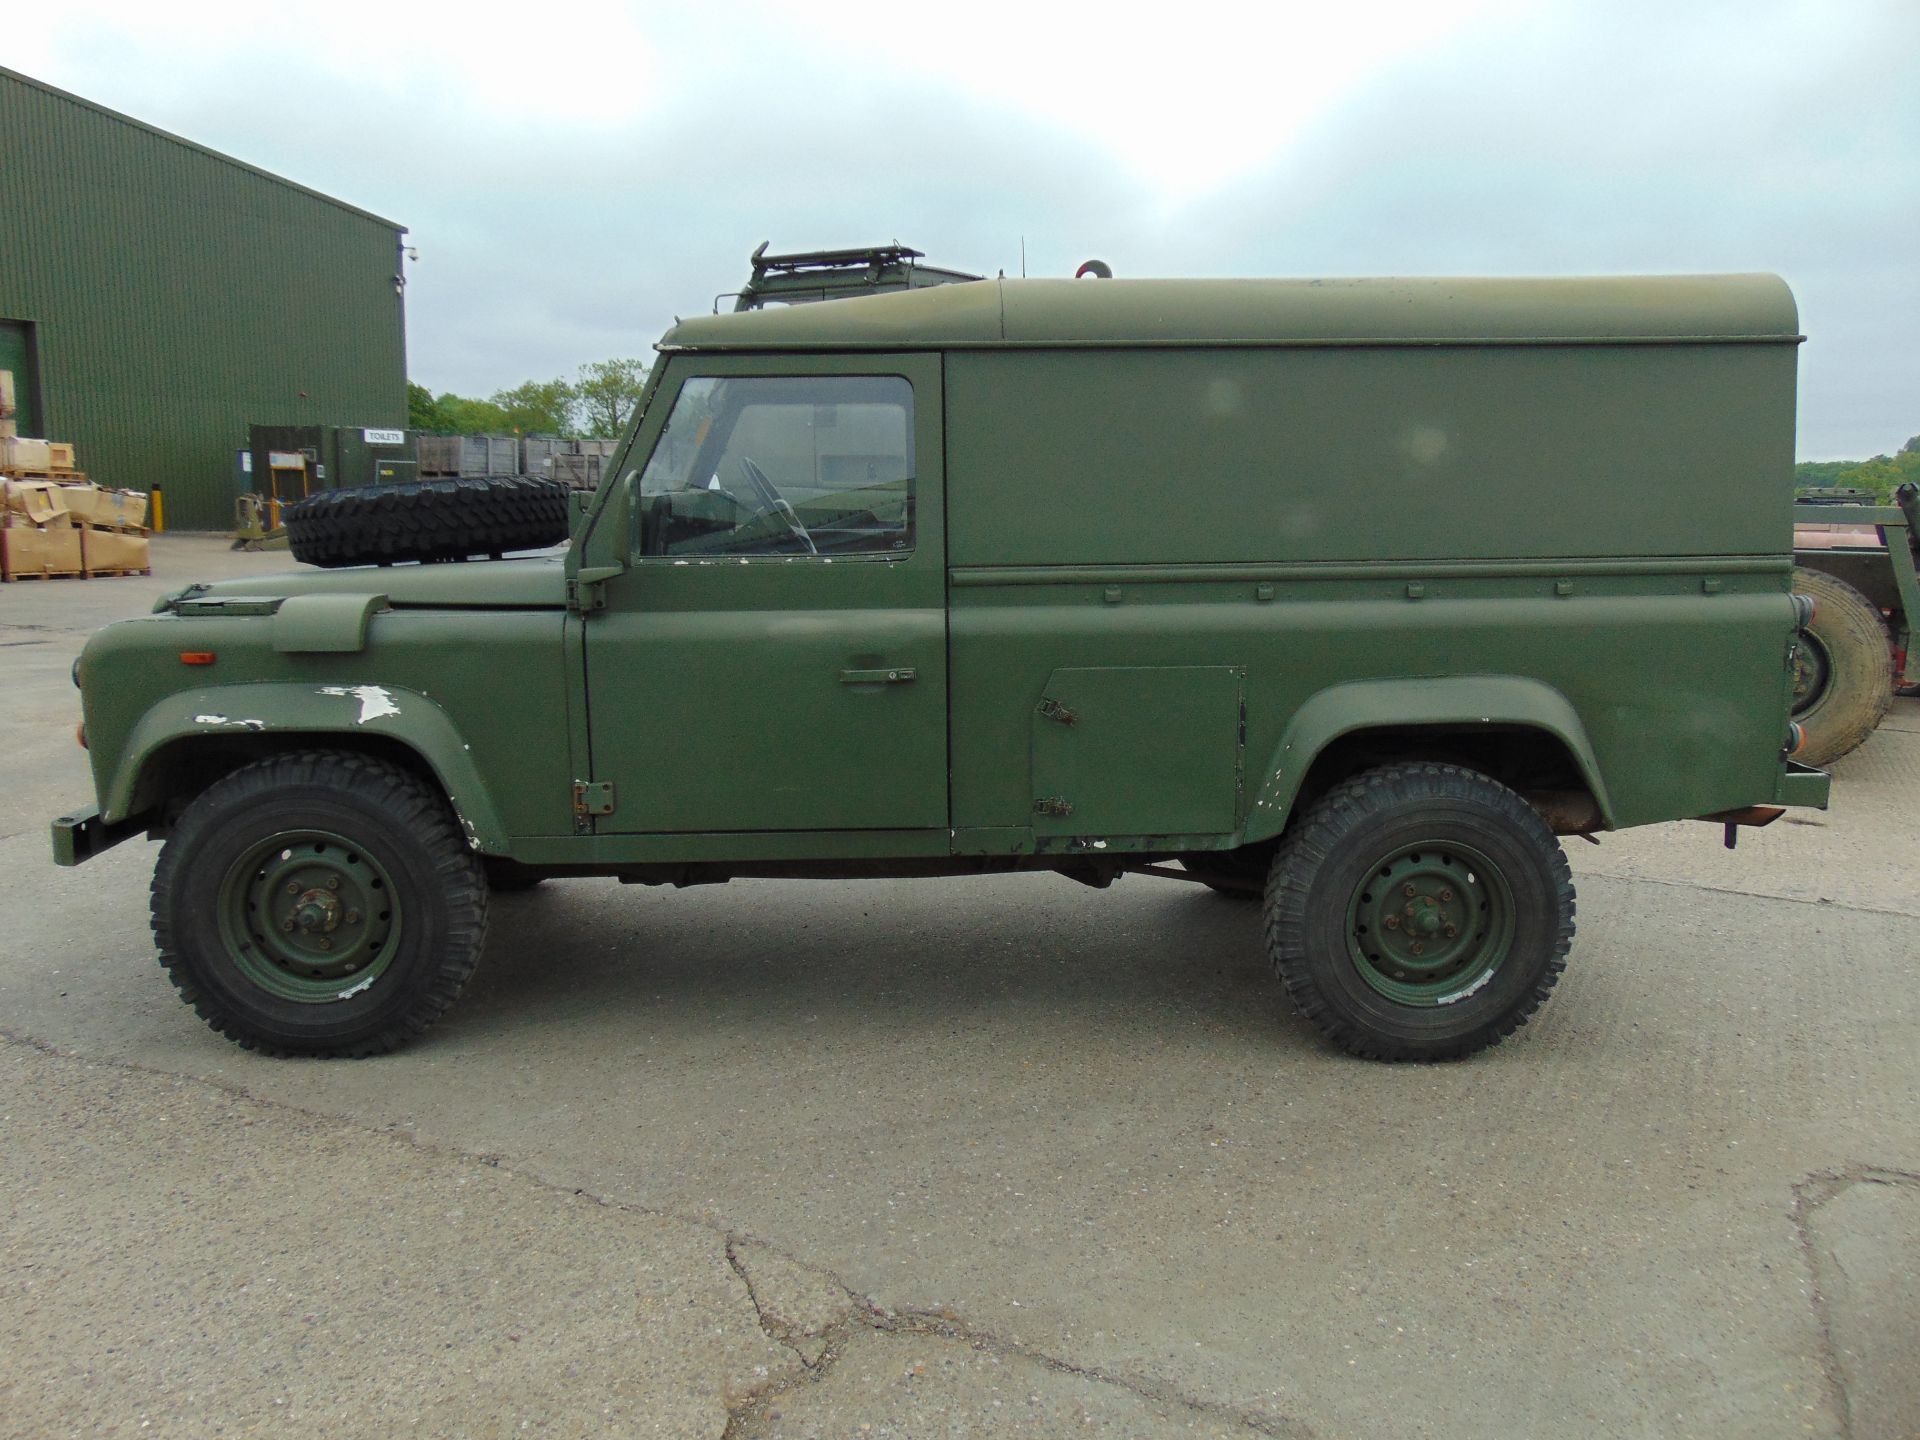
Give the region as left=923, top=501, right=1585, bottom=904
left=1790, top=630, right=1831, bottom=716
left=1347, top=844, right=1515, bottom=1006
left=218, top=831, right=401, bottom=1002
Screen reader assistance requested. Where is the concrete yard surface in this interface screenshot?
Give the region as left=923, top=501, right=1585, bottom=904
left=2, top=535, right=1916, bottom=1438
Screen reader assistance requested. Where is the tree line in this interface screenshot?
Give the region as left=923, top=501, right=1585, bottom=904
left=408, top=359, right=650, bottom=439
left=1794, top=433, right=1919, bottom=501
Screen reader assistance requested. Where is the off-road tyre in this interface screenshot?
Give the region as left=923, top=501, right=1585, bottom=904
left=151, top=750, right=488, bottom=1056
left=284, top=476, right=570, bottom=568
left=1264, top=763, right=1573, bottom=1061
left=1791, top=566, right=1893, bottom=766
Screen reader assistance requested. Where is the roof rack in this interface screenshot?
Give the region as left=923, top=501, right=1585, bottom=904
left=750, top=242, right=927, bottom=277
left=721, top=241, right=983, bottom=312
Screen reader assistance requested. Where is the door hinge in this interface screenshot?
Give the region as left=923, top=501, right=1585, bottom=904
left=572, top=780, right=616, bottom=817
left=1037, top=697, right=1079, bottom=726
left=567, top=565, right=624, bottom=613
left=1033, top=796, right=1074, bottom=818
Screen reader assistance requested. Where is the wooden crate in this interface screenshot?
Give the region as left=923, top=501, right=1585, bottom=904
left=520, top=437, right=562, bottom=477
left=79, top=526, right=152, bottom=577
left=60, top=484, right=147, bottom=530
left=550, top=453, right=603, bottom=488
left=1, top=514, right=84, bottom=581
left=416, top=436, right=462, bottom=476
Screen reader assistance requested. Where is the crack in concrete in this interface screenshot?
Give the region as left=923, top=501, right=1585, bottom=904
left=1577, top=868, right=1920, bottom=921
left=1788, top=1164, right=1920, bottom=1440
left=2, top=1028, right=1307, bottom=1439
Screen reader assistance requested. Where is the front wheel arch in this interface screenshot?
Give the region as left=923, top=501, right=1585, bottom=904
left=101, top=683, right=513, bottom=854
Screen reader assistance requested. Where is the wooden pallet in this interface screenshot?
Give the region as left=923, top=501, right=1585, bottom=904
left=1, top=467, right=87, bottom=483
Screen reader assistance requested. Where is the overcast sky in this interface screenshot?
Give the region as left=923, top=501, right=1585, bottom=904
left=12, top=0, right=1917, bottom=457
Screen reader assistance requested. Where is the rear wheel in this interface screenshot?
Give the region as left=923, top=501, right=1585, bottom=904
left=152, top=751, right=488, bottom=1056
left=1791, top=566, right=1893, bottom=765
left=1264, top=763, right=1572, bottom=1061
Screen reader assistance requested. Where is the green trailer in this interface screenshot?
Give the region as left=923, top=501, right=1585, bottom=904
left=1788, top=482, right=1919, bottom=763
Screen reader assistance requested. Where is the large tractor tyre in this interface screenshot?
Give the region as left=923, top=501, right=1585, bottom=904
left=284, top=476, right=570, bottom=568
left=151, top=751, right=489, bottom=1056
left=1791, top=566, right=1893, bottom=766
left=1264, top=763, right=1573, bottom=1062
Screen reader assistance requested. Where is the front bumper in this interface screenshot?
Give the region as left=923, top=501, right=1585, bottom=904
left=50, top=803, right=147, bottom=867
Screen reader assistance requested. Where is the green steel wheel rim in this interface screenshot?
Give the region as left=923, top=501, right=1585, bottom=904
left=216, top=828, right=403, bottom=1004
left=1345, top=840, right=1516, bottom=1007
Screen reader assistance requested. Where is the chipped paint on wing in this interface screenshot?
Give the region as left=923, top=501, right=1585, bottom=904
left=318, top=684, right=401, bottom=725
left=192, top=714, right=267, bottom=731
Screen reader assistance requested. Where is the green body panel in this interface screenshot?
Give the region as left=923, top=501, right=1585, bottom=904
left=943, top=345, right=1793, bottom=565
left=1031, top=668, right=1245, bottom=838
left=666, top=274, right=1798, bottom=352
left=80, top=609, right=574, bottom=847
left=185, top=554, right=570, bottom=609
left=61, top=273, right=1819, bottom=875
left=271, top=592, right=389, bottom=653
left=947, top=571, right=1788, bottom=838
left=102, top=680, right=508, bottom=850
left=582, top=353, right=948, bottom=833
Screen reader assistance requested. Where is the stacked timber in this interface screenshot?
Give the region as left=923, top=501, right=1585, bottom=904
left=416, top=432, right=618, bottom=486
left=418, top=435, right=521, bottom=478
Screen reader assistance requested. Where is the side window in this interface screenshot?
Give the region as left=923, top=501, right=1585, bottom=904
left=637, top=375, right=914, bottom=558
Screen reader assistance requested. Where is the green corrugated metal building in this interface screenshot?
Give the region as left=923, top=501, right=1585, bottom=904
left=0, top=66, right=406, bottom=531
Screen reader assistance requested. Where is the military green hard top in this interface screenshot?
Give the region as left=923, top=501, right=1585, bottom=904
left=661, top=274, right=1800, bottom=351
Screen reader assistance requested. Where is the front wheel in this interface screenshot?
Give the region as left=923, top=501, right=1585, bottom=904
left=1264, top=763, right=1573, bottom=1061
left=151, top=751, right=489, bottom=1056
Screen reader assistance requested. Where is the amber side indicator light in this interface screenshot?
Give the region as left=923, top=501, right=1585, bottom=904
left=180, top=652, right=216, bottom=666
left=76, top=720, right=87, bottom=750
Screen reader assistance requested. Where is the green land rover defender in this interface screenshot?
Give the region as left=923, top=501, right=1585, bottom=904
left=53, top=272, right=1828, bottom=1062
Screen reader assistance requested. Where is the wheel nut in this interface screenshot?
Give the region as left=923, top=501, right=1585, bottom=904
left=317, top=937, right=332, bottom=951
left=1445, top=924, right=1458, bottom=938
left=1411, top=942, right=1425, bottom=955
left=280, top=918, right=295, bottom=932
left=345, top=910, right=360, bottom=925
left=1403, top=883, right=1416, bottom=898
left=286, top=881, right=300, bottom=895
left=326, top=876, right=340, bottom=891
left=1439, top=888, right=1453, bottom=902
left=1384, top=915, right=1400, bottom=929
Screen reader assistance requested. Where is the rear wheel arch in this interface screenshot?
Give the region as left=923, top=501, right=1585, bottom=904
left=1244, top=678, right=1612, bottom=844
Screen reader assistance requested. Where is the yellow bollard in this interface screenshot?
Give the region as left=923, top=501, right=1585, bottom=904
left=150, top=487, right=165, bottom=532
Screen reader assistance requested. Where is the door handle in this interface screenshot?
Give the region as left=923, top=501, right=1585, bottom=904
left=839, top=667, right=917, bottom=685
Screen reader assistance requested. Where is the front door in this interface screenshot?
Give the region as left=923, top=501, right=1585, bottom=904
left=585, top=353, right=948, bottom=833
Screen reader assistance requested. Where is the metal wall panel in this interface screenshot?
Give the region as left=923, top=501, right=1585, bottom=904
left=0, top=67, right=406, bottom=530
